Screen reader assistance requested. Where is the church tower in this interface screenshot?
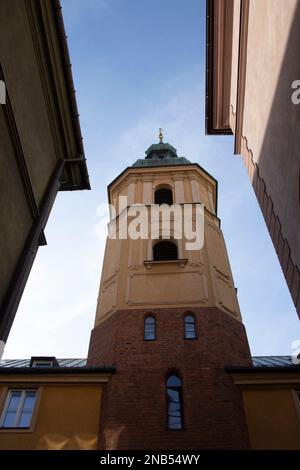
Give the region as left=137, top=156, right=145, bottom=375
left=88, top=136, right=252, bottom=449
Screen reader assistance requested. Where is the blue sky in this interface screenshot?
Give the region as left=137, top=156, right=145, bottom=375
left=4, top=0, right=299, bottom=358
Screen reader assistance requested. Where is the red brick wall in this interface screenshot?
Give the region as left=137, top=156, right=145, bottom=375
left=88, top=307, right=252, bottom=449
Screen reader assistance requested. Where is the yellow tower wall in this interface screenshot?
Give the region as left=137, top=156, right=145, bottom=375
left=95, top=164, right=241, bottom=326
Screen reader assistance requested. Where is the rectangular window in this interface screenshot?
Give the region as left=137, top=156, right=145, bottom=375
left=144, top=317, right=156, bottom=340
left=0, top=390, right=37, bottom=429
left=32, top=360, right=53, bottom=367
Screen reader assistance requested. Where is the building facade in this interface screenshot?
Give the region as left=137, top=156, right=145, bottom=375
left=88, top=140, right=251, bottom=449
left=206, top=0, right=300, bottom=318
left=0, top=142, right=299, bottom=449
left=0, top=358, right=114, bottom=450
left=0, top=0, right=90, bottom=354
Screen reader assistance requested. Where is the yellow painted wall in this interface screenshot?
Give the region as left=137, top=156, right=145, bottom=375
left=242, top=387, right=300, bottom=449
left=0, top=383, right=103, bottom=450
left=95, top=164, right=242, bottom=326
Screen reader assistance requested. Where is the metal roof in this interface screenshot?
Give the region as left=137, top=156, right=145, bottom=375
left=132, top=142, right=191, bottom=168
left=0, top=358, right=87, bottom=369
left=132, top=156, right=192, bottom=168
left=252, top=356, right=297, bottom=368
left=0, top=356, right=298, bottom=369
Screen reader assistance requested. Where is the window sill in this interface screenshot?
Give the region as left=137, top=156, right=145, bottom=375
left=144, top=259, right=188, bottom=269
left=0, top=427, right=33, bottom=433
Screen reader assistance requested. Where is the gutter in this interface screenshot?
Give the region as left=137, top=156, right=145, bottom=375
left=225, top=366, right=300, bottom=373
left=51, top=0, right=91, bottom=190
left=0, top=366, right=116, bottom=375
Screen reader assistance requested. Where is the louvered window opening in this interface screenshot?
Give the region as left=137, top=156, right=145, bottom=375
left=153, top=241, right=178, bottom=261
left=155, top=188, right=173, bottom=205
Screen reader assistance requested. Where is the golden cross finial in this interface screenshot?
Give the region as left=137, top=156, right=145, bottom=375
left=158, top=128, right=164, bottom=144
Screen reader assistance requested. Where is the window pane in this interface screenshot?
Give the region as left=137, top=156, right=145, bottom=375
left=3, top=411, right=17, bottom=428
left=7, top=391, right=22, bottom=411
left=23, top=392, right=37, bottom=411
left=145, top=330, right=155, bottom=340
left=144, top=317, right=155, bottom=340
left=19, top=411, right=32, bottom=428
left=166, top=375, right=183, bottom=429
left=168, top=417, right=182, bottom=429
left=185, top=315, right=196, bottom=339
left=185, top=315, right=194, bottom=323
left=186, top=331, right=195, bottom=339
left=167, top=375, right=181, bottom=387
left=167, top=388, right=180, bottom=402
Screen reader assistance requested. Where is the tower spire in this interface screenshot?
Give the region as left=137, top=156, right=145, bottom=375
left=158, top=127, right=164, bottom=143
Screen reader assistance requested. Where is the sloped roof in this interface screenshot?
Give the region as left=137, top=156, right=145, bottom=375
left=252, top=356, right=297, bottom=368
left=132, top=142, right=191, bottom=168
left=132, top=156, right=192, bottom=168
left=0, top=356, right=298, bottom=370
left=0, top=358, right=86, bottom=368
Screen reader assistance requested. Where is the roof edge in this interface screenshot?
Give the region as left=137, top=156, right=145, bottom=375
left=0, top=366, right=116, bottom=375
left=225, top=365, right=300, bottom=373
left=51, top=0, right=91, bottom=190
left=107, top=162, right=218, bottom=216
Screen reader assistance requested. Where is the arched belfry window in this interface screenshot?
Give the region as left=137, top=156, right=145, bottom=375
left=155, top=187, right=173, bottom=205
left=166, top=374, right=183, bottom=429
left=153, top=241, right=178, bottom=261
left=184, top=314, right=196, bottom=339
left=144, top=316, right=156, bottom=340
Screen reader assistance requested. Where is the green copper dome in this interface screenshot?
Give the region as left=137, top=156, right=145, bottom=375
left=132, top=142, right=191, bottom=168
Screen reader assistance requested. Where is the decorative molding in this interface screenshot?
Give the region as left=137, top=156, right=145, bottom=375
left=25, top=0, right=64, bottom=162
left=102, top=271, right=118, bottom=287
left=229, top=372, right=300, bottom=386
left=144, top=259, right=188, bottom=269
left=0, top=373, right=112, bottom=384
left=205, top=0, right=234, bottom=134
left=214, top=267, right=230, bottom=281
left=234, top=0, right=249, bottom=154
left=25, top=0, right=90, bottom=190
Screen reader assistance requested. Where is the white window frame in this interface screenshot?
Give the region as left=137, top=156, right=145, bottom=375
left=0, top=389, right=37, bottom=428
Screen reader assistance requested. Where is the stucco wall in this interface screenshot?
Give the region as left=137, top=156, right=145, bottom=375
left=241, top=0, right=300, bottom=277
left=0, top=383, right=103, bottom=450
left=95, top=165, right=241, bottom=325
left=0, top=0, right=59, bottom=204
left=0, top=111, right=33, bottom=308
left=0, top=0, right=81, bottom=332
left=242, top=386, right=300, bottom=449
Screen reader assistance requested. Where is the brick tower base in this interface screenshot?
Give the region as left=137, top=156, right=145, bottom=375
left=88, top=307, right=252, bottom=450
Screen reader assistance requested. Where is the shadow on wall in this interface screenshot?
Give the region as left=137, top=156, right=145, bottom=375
left=249, top=2, right=300, bottom=318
